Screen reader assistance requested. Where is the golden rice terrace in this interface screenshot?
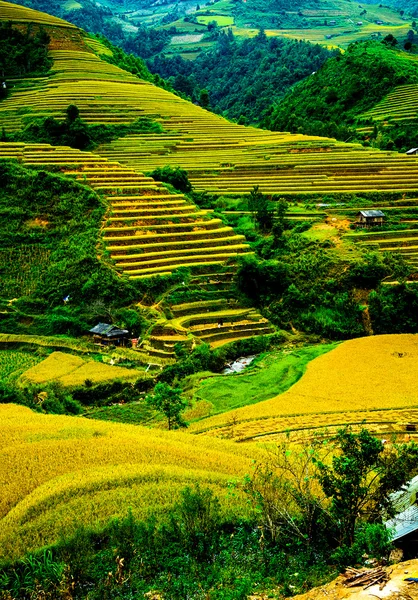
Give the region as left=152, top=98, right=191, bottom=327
left=2, top=0, right=418, bottom=354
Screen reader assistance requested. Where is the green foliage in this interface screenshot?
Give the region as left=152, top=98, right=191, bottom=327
left=0, top=22, right=52, bottom=88
left=145, top=381, right=187, bottom=429
left=248, top=186, right=275, bottom=232
left=265, top=40, right=418, bottom=142
left=246, top=427, right=418, bottom=565
left=11, top=107, right=163, bottom=151
left=149, top=165, right=192, bottom=193
left=0, top=160, right=144, bottom=338
left=369, top=283, right=418, bottom=333
left=331, top=523, right=392, bottom=569
left=148, top=32, right=335, bottom=123
left=167, top=485, right=222, bottom=560
left=0, top=483, right=333, bottom=599
left=0, top=549, right=65, bottom=599
left=316, top=427, right=418, bottom=546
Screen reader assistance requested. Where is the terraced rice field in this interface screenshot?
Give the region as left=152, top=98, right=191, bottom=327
left=189, top=334, right=418, bottom=441
left=343, top=218, right=418, bottom=269
left=0, top=403, right=259, bottom=561
left=361, top=83, right=418, bottom=123
left=2, top=2, right=417, bottom=350
left=0, top=141, right=272, bottom=354
left=0, top=0, right=77, bottom=28
left=100, top=134, right=418, bottom=197
left=21, top=351, right=142, bottom=386
left=1, top=2, right=418, bottom=199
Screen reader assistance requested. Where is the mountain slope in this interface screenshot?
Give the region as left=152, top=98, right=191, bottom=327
left=265, top=40, right=418, bottom=149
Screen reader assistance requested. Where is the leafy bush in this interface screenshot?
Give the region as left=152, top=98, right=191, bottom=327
left=149, top=166, right=192, bottom=193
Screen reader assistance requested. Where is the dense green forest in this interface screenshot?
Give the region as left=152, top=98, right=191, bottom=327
left=0, top=21, right=51, bottom=94
left=148, top=31, right=336, bottom=123
left=264, top=40, right=418, bottom=150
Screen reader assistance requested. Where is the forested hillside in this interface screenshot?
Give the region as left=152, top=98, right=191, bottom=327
left=265, top=40, right=418, bottom=150
left=0, top=21, right=51, bottom=89
left=148, top=31, right=336, bottom=123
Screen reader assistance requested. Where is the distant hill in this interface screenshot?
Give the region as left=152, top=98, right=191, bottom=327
left=149, top=30, right=337, bottom=124
left=265, top=40, right=418, bottom=151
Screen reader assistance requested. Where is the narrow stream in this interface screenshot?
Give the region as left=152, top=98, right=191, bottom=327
left=222, top=355, right=256, bottom=375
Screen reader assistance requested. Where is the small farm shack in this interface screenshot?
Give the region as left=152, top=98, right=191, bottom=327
left=386, top=475, right=418, bottom=557
left=89, top=323, right=129, bottom=346
left=356, top=210, right=385, bottom=228
left=406, top=148, right=418, bottom=155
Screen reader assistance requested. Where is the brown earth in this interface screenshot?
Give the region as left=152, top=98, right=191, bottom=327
left=289, top=560, right=418, bottom=600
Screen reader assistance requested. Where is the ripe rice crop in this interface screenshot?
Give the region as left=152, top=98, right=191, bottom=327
left=190, top=334, right=418, bottom=437
left=21, top=352, right=85, bottom=384
left=21, top=351, right=142, bottom=386
left=0, top=404, right=260, bottom=560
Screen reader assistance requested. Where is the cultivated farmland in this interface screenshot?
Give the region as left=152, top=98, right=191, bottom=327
left=0, top=139, right=272, bottom=355
left=20, top=351, right=142, bottom=386
left=0, top=403, right=259, bottom=561
left=189, top=334, right=418, bottom=441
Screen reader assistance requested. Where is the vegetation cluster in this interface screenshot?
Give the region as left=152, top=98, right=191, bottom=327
left=0, top=425, right=417, bottom=599
left=265, top=40, right=418, bottom=151
left=0, top=21, right=51, bottom=98
left=5, top=104, right=163, bottom=150
left=148, top=30, right=336, bottom=123
left=193, top=185, right=414, bottom=340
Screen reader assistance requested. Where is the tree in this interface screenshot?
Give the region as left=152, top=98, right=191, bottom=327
left=245, top=427, right=418, bottom=561
left=149, top=165, right=192, bottom=192
left=272, top=197, right=289, bottom=242
left=66, top=104, right=80, bottom=123
left=199, top=88, right=210, bottom=109
left=146, top=382, right=187, bottom=430
left=316, top=427, right=418, bottom=546
left=383, top=34, right=398, bottom=46
left=248, top=185, right=275, bottom=232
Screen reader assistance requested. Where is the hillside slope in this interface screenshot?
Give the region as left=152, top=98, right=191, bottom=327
left=0, top=403, right=258, bottom=561
left=266, top=40, right=418, bottom=150
left=190, top=334, right=418, bottom=442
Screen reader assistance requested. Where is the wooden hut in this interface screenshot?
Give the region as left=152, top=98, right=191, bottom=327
left=356, top=210, right=385, bottom=228
left=89, top=322, right=129, bottom=346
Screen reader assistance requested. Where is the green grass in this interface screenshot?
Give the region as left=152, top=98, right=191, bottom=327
left=190, top=343, right=337, bottom=419
left=196, top=15, right=234, bottom=26
left=84, top=401, right=161, bottom=425
left=0, top=348, right=42, bottom=384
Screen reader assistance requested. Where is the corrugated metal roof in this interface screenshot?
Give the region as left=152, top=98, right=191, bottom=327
left=386, top=505, right=418, bottom=541
left=89, top=323, right=128, bottom=336
left=406, top=148, right=418, bottom=155
left=359, top=210, right=385, bottom=217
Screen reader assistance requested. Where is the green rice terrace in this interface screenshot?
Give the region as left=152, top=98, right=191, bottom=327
left=2, top=0, right=418, bottom=359
left=361, top=82, right=418, bottom=124
left=0, top=141, right=273, bottom=360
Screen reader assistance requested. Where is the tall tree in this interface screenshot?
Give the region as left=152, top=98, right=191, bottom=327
left=146, top=382, right=187, bottom=430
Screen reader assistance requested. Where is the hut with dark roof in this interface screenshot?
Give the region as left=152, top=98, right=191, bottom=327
left=89, top=323, right=129, bottom=346
left=356, top=210, right=385, bottom=228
